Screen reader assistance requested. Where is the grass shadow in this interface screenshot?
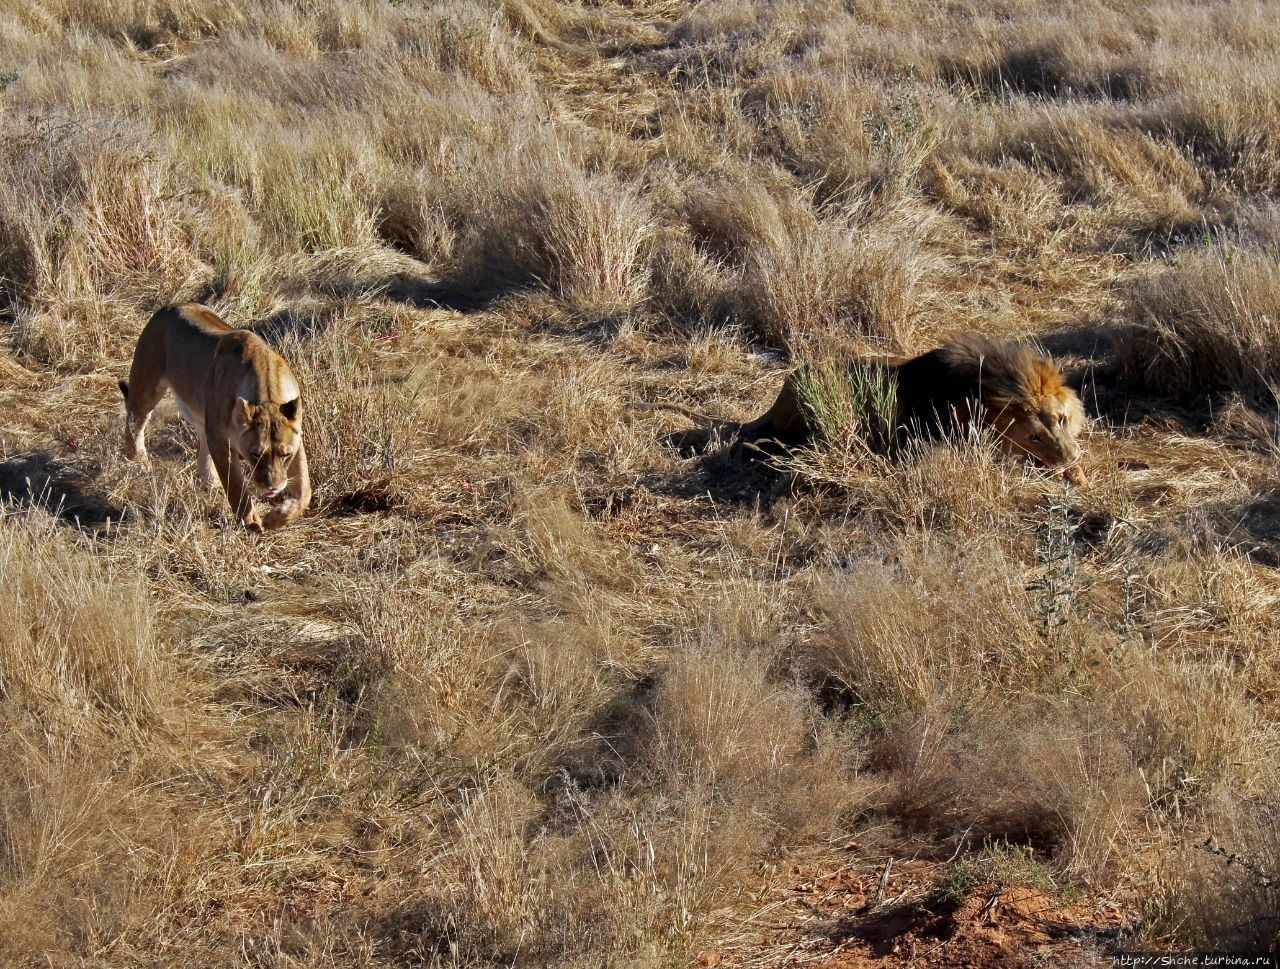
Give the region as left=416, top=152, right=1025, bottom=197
left=246, top=303, right=341, bottom=346
left=941, top=45, right=1145, bottom=102
left=1216, top=491, right=1280, bottom=569
left=0, top=450, right=123, bottom=532
left=315, top=269, right=523, bottom=315
left=1037, top=323, right=1210, bottom=431
left=378, top=273, right=512, bottom=313
left=638, top=438, right=791, bottom=507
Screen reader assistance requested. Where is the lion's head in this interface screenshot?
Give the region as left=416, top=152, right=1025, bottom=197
left=233, top=397, right=302, bottom=502
left=987, top=373, right=1085, bottom=469
left=936, top=334, right=1086, bottom=472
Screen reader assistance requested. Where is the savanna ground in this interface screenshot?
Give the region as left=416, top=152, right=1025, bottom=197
left=2, top=1, right=1280, bottom=965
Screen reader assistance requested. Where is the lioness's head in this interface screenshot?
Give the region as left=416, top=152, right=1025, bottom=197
left=985, top=359, right=1085, bottom=470
left=233, top=397, right=301, bottom=500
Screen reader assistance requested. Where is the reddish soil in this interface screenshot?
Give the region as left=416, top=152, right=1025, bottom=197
left=703, top=858, right=1131, bottom=969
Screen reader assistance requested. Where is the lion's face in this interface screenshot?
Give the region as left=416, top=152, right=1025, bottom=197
left=233, top=397, right=302, bottom=500
left=990, top=390, right=1084, bottom=469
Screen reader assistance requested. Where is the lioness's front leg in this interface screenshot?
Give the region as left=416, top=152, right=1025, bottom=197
left=262, top=441, right=311, bottom=530
left=209, top=434, right=263, bottom=532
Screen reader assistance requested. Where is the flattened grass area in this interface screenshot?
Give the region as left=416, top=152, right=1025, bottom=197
left=1, top=1, right=1279, bottom=964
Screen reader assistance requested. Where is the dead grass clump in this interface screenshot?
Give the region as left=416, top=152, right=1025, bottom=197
left=0, top=737, right=179, bottom=966
left=1157, top=76, right=1280, bottom=195
left=879, top=703, right=1142, bottom=875
left=436, top=143, right=654, bottom=316
left=511, top=487, right=628, bottom=588
left=795, top=430, right=1043, bottom=538
left=417, top=5, right=536, bottom=93
left=26, top=0, right=247, bottom=45
left=377, top=174, right=456, bottom=271
left=1115, top=246, right=1280, bottom=404
left=0, top=26, right=156, bottom=111
left=924, top=154, right=1073, bottom=254
left=424, top=778, right=560, bottom=960
left=521, top=171, right=655, bottom=316
left=0, top=508, right=224, bottom=965
left=647, top=226, right=735, bottom=328
left=415, top=779, right=759, bottom=964
left=1105, top=644, right=1264, bottom=805
left=746, top=71, right=944, bottom=208
left=680, top=175, right=802, bottom=265
left=1009, top=111, right=1204, bottom=238
left=0, top=113, right=218, bottom=366
left=688, top=182, right=944, bottom=354
left=1176, top=794, right=1280, bottom=952
left=735, top=218, right=921, bottom=353
left=649, top=640, right=808, bottom=792
left=943, top=34, right=1145, bottom=102
left=0, top=510, right=160, bottom=726
left=638, top=585, right=868, bottom=845
left=1126, top=553, right=1280, bottom=769
left=281, top=315, right=423, bottom=508
left=249, top=127, right=383, bottom=252
left=803, top=536, right=1035, bottom=720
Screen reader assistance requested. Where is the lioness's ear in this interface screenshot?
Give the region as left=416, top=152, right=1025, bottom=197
left=279, top=398, right=299, bottom=422
left=236, top=398, right=258, bottom=427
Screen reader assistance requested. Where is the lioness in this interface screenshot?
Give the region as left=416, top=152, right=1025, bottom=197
left=119, top=304, right=311, bottom=531
left=640, top=332, right=1087, bottom=482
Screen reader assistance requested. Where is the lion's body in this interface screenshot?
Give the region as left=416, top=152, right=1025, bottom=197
left=119, top=304, right=311, bottom=531
left=652, top=333, right=1086, bottom=477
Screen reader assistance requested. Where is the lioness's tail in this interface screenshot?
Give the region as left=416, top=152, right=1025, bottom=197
left=627, top=400, right=743, bottom=455
left=118, top=380, right=129, bottom=400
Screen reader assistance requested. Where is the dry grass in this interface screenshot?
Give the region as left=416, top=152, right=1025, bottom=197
left=1, top=0, right=1279, bottom=965
left=1177, top=794, right=1280, bottom=951
left=1116, top=244, right=1280, bottom=404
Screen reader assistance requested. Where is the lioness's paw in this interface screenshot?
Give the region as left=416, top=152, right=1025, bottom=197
left=243, top=513, right=265, bottom=534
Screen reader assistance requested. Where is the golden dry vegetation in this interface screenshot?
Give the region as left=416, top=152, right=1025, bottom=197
left=1, top=0, right=1279, bottom=965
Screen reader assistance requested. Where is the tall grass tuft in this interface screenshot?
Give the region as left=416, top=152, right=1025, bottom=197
left=794, top=357, right=899, bottom=457
left=1116, top=245, right=1280, bottom=404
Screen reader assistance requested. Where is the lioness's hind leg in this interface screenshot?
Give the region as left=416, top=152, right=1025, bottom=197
left=121, top=379, right=167, bottom=466
left=194, top=429, right=218, bottom=488
left=175, top=398, right=218, bottom=487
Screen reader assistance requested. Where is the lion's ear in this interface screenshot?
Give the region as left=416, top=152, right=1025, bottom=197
left=235, top=398, right=258, bottom=427
left=279, top=398, right=299, bottom=422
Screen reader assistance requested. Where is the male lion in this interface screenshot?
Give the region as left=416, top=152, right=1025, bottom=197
left=119, top=304, right=312, bottom=531
left=640, top=332, right=1086, bottom=482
